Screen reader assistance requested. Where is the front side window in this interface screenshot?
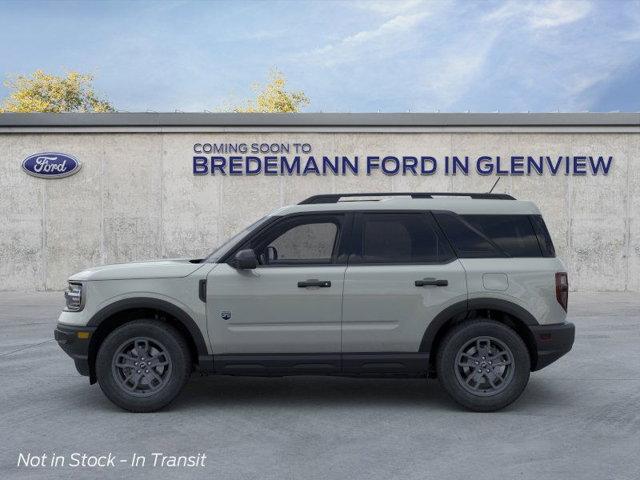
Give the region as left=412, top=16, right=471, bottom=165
left=269, top=222, right=338, bottom=262
left=354, top=213, right=454, bottom=264
left=247, top=215, right=342, bottom=265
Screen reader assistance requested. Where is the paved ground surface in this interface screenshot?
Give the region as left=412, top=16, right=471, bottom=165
left=0, top=291, right=639, bottom=480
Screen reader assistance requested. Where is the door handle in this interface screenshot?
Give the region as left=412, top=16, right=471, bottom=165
left=415, top=278, right=448, bottom=287
left=297, top=279, right=331, bottom=288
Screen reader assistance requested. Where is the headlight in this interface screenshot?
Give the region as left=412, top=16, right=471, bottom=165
left=64, top=282, right=84, bottom=311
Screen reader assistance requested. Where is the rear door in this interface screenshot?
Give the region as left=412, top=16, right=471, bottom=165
left=341, top=212, right=467, bottom=356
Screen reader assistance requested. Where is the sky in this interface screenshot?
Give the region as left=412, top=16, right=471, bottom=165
left=0, top=0, right=639, bottom=112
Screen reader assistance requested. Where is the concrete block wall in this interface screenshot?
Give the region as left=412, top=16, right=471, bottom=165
left=0, top=131, right=638, bottom=291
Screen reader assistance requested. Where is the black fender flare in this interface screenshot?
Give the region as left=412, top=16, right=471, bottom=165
left=87, top=297, right=209, bottom=357
left=419, top=298, right=539, bottom=353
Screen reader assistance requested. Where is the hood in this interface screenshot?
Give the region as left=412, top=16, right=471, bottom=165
left=69, top=258, right=205, bottom=281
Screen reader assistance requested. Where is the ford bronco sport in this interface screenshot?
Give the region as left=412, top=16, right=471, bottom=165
left=55, top=192, right=575, bottom=412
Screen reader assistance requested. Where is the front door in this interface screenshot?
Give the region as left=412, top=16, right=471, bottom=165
left=206, top=213, right=348, bottom=357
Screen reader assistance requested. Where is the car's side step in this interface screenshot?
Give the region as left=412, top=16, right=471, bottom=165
left=202, top=352, right=430, bottom=377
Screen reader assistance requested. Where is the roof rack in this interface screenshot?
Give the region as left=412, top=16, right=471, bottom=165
left=299, top=192, right=516, bottom=204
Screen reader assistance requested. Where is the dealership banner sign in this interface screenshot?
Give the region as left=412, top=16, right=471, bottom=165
left=192, top=142, right=613, bottom=176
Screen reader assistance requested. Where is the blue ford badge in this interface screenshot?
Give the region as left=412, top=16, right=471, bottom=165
left=22, top=152, right=81, bottom=179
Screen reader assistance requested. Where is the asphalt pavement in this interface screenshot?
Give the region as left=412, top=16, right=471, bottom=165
left=0, top=290, right=639, bottom=480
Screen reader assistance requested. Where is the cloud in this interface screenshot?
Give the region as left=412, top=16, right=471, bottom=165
left=420, top=29, right=500, bottom=109
left=352, top=0, right=429, bottom=16
left=484, top=0, right=592, bottom=29
left=618, top=1, right=640, bottom=41
left=416, top=0, right=601, bottom=110
left=529, top=0, right=592, bottom=28
left=474, top=0, right=640, bottom=112
left=335, top=12, right=427, bottom=45
left=294, top=0, right=635, bottom=112
left=300, top=11, right=431, bottom=66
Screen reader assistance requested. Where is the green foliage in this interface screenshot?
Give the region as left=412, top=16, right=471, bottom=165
left=1, top=70, right=114, bottom=113
left=234, top=69, right=309, bottom=113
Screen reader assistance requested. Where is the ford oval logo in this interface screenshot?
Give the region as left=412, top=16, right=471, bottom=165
left=22, top=152, right=81, bottom=179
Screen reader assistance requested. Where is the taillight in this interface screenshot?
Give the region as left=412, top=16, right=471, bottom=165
left=555, top=272, right=568, bottom=311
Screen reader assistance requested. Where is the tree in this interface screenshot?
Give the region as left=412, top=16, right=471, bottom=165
left=0, top=70, right=114, bottom=113
left=233, top=69, right=309, bottom=113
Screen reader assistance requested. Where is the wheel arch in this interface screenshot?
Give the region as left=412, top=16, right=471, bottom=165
left=421, top=298, right=539, bottom=372
left=86, top=298, right=209, bottom=383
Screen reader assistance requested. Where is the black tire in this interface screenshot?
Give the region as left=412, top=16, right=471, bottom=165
left=96, top=320, right=192, bottom=412
left=436, top=319, right=530, bottom=412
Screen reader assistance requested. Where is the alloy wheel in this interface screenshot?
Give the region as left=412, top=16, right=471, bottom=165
left=111, top=337, right=173, bottom=397
left=454, top=336, right=515, bottom=397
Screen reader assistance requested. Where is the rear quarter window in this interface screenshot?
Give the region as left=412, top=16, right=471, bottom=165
left=530, top=215, right=556, bottom=257
left=434, top=212, right=553, bottom=258
left=433, top=213, right=503, bottom=258
left=462, top=215, right=542, bottom=257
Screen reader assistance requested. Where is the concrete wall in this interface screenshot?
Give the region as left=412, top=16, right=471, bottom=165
left=0, top=130, right=638, bottom=291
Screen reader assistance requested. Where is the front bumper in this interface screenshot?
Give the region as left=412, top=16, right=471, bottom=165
left=54, top=324, right=96, bottom=376
left=530, top=321, right=575, bottom=371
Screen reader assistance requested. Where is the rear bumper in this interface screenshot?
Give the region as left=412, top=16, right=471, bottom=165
left=530, top=322, right=575, bottom=371
left=54, top=324, right=96, bottom=376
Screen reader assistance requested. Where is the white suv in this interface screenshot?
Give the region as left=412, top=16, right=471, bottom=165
left=55, top=192, right=575, bottom=412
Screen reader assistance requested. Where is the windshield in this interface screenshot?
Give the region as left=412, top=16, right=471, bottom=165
left=204, top=216, right=270, bottom=263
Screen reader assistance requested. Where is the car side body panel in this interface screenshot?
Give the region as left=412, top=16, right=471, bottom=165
left=206, top=263, right=346, bottom=354
left=341, top=261, right=468, bottom=352
left=58, top=271, right=214, bottom=354
left=68, top=259, right=202, bottom=281
left=460, top=257, right=568, bottom=325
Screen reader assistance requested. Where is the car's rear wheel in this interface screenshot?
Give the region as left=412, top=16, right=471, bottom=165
left=96, top=320, right=192, bottom=412
left=436, top=319, right=530, bottom=411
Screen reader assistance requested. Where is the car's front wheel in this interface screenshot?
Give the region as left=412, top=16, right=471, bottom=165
left=96, top=320, right=192, bottom=412
left=436, top=319, right=530, bottom=411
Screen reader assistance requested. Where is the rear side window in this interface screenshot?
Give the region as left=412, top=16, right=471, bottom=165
left=354, top=213, right=454, bottom=264
left=462, top=215, right=542, bottom=257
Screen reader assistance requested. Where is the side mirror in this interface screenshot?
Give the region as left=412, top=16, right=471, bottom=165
left=232, top=249, right=258, bottom=270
